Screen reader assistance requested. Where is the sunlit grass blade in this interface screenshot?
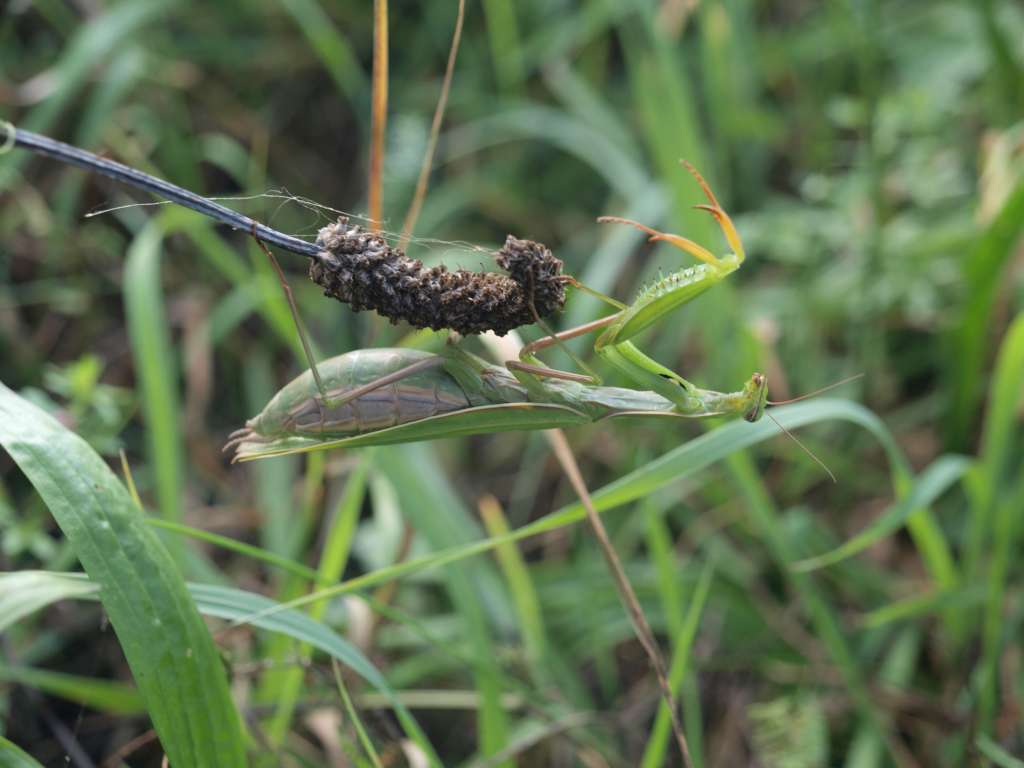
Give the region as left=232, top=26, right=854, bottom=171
left=861, top=586, right=987, bottom=630
left=266, top=457, right=369, bottom=745
left=478, top=495, right=549, bottom=671
left=253, top=400, right=915, bottom=614
left=0, top=665, right=144, bottom=715
left=791, top=455, right=971, bottom=572
left=641, top=558, right=714, bottom=768
left=332, top=658, right=384, bottom=768
left=946, top=179, right=1024, bottom=448
left=379, top=444, right=512, bottom=764
left=964, top=313, right=1024, bottom=583
left=0, top=570, right=441, bottom=766
left=145, top=518, right=320, bottom=582
left=976, top=735, right=1024, bottom=768
left=124, top=220, right=184, bottom=530
left=0, top=387, right=246, bottom=767
left=0, top=570, right=98, bottom=632
left=973, top=315, right=1024, bottom=731
left=618, top=8, right=713, bottom=244
left=0, top=735, right=45, bottom=768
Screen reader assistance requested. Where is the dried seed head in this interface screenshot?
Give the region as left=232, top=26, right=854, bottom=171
left=309, top=219, right=565, bottom=336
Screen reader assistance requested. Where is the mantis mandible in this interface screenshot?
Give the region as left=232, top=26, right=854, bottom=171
left=228, top=163, right=793, bottom=464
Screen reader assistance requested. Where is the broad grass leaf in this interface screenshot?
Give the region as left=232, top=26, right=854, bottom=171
left=0, top=386, right=245, bottom=767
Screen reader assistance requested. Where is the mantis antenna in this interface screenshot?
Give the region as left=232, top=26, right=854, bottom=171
left=767, top=373, right=865, bottom=405
left=763, top=374, right=864, bottom=482
left=765, top=411, right=836, bottom=483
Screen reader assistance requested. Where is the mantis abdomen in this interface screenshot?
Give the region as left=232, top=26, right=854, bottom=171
left=228, top=349, right=478, bottom=448
left=285, top=382, right=471, bottom=436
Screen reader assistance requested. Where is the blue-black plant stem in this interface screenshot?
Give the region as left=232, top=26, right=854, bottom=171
left=3, top=123, right=568, bottom=336
left=5, top=124, right=320, bottom=259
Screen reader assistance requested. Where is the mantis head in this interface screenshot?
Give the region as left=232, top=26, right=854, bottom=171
left=743, top=372, right=769, bottom=423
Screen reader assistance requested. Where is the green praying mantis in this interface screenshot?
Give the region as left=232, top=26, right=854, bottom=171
left=228, top=163, right=837, bottom=465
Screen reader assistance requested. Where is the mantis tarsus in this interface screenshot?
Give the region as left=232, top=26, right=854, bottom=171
left=228, top=164, right=823, bottom=466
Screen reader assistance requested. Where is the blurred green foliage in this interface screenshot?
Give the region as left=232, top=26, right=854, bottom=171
left=1, top=1, right=1023, bottom=766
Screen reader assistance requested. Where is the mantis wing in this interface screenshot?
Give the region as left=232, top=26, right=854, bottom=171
left=233, top=402, right=589, bottom=461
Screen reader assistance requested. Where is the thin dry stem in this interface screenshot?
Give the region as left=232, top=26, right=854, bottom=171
left=544, top=429, right=694, bottom=768
left=369, top=0, right=389, bottom=231
left=399, top=0, right=465, bottom=249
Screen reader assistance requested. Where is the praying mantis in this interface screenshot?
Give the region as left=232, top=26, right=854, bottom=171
left=228, top=163, right=781, bottom=463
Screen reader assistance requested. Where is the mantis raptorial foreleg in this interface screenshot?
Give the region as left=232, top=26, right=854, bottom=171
left=511, top=161, right=764, bottom=418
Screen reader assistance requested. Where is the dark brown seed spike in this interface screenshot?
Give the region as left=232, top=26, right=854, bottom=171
left=309, top=219, right=566, bottom=336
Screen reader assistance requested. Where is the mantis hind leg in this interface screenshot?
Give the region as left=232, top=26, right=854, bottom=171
left=252, top=229, right=453, bottom=429
left=506, top=313, right=620, bottom=388
left=250, top=227, right=327, bottom=402
left=315, top=356, right=446, bottom=409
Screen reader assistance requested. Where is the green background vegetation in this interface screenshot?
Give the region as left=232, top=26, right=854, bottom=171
left=2, top=1, right=1023, bottom=765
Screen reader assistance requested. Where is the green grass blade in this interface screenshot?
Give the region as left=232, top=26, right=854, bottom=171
left=479, top=495, right=549, bottom=671
left=0, top=665, right=144, bottom=715
left=643, top=504, right=684, bottom=634
left=262, top=400, right=914, bottom=616
left=442, top=106, right=649, bottom=198
left=844, top=629, right=921, bottom=768
left=332, top=659, right=384, bottom=768
left=721, top=448, right=891, bottom=753
left=280, top=0, right=365, bottom=101
left=946, top=179, right=1024, bottom=448
left=0, top=0, right=168, bottom=189
left=977, top=735, right=1024, bottom=768
left=619, top=7, right=713, bottom=243
left=862, top=586, right=988, bottom=630
left=0, top=386, right=246, bottom=767
left=641, top=558, right=714, bottom=768
left=145, top=518, right=321, bottom=582
left=792, top=454, right=972, bottom=572
left=481, top=0, right=522, bottom=92
left=0, top=570, right=440, bottom=766
left=266, top=457, right=369, bottom=745
left=965, top=313, right=1024, bottom=583
left=124, top=220, right=184, bottom=527
left=190, top=582, right=441, bottom=766
left=0, top=570, right=98, bottom=632
left=593, top=399, right=905, bottom=516
left=379, top=444, right=511, bottom=764
left=977, top=315, right=1024, bottom=735
left=0, top=735, right=45, bottom=768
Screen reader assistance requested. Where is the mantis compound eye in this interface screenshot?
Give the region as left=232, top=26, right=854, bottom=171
left=744, top=373, right=769, bottom=422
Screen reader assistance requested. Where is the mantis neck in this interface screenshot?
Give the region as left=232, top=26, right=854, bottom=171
left=539, top=379, right=677, bottom=419
left=687, top=386, right=755, bottom=418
